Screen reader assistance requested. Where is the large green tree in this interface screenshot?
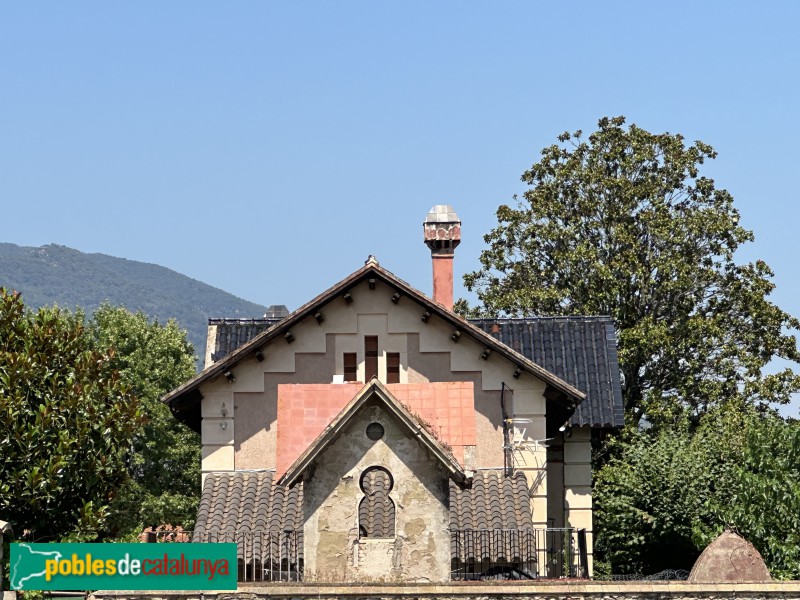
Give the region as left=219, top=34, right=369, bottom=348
left=462, top=116, right=800, bottom=426
left=0, top=290, right=142, bottom=541
left=594, top=407, right=800, bottom=579
left=88, top=305, right=199, bottom=535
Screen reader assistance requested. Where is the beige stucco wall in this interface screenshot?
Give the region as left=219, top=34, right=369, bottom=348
left=199, top=279, right=550, bottom=481
left=196, top=278, right=563, bottom=550
left=564, top=426, right=593, bottom=573
left=302, top=401, right=452, bottom=583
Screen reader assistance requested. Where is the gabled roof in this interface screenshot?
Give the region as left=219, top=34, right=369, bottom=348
left=279, top=379, right=468, bottom=486
left=471, top=317, right=625, bottom=428
left=162, top=260, right=585, bottom=427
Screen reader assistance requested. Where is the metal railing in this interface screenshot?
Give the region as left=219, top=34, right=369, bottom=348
left=450, top=527, right=588, bottom=580
left=142, top=526, right=585, bottom=582
left=142, top=529, right=303, bottom=582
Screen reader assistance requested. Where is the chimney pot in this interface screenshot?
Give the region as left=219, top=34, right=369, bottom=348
left=423, top=205, right=461, bottom=310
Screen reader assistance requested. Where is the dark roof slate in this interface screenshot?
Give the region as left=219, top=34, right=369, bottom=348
left=209, top=318, right=280, bottom=363
left=196, top=471, right=303, bottom=533
left=471, top=317, right=624, bottom=428
left=449, top=470, right=534, bottom=562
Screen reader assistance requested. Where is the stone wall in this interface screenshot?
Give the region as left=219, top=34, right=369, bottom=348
left=90, top=581, right=800, bottom=600
left=302, top=402, right=451, bottom=583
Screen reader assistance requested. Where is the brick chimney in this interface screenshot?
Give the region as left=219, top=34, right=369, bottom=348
left=423, top=205, right=461, bottom=311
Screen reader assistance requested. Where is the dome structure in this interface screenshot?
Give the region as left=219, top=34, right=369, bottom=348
left=688, top=530, right=771, bottom=582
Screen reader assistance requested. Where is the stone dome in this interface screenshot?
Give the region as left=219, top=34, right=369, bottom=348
left=688, top=530, right=771, bottom=582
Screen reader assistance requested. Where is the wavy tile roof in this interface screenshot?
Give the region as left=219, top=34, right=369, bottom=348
left=449, top=470, right=532, bottom=530
left=194, top=471, right=303, bottom=562
left=196, top=469, right=534, bottom=562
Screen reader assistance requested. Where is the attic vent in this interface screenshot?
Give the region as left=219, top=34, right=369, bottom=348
left=264, top=305, right=289, bottom=319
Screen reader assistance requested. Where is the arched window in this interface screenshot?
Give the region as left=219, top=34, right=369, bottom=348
left=358, top=466, right=395, bottom=538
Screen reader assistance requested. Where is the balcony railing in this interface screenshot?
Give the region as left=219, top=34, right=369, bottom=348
left=142, top=529, right=302, bottom=582
left=450, top=527, right=588, bottom=580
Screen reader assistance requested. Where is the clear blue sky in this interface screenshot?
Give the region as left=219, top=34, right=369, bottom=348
left=2, top=2, right=799, bottom=408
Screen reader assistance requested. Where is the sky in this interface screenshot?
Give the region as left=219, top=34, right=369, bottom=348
left=2, top=2, right=800, bottom=407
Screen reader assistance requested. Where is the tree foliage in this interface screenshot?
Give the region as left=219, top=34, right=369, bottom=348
left=594, top=408, right=800, bottom=579
left=0, top=289, right=142, bottom=541
left=88, top=305, right=199, bottom=535
left=463, top=116, right=800, bottom=426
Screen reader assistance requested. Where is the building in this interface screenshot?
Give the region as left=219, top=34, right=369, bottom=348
left=162, top=206, right=624, bottom=582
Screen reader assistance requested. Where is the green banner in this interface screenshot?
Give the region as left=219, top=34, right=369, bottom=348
left=10, top=543, right=237, bottom=591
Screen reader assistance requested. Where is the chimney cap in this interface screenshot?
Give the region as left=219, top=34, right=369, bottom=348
left=424, top=204, right=460, bottom=224
left=264, top=305, right=290, bottom=319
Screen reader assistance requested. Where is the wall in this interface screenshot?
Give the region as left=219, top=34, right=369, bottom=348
left=302, top=402, right=451, bottom=583
left=198, top=278, right=549, bottom=480
left=90, top=580, right=800, bottom=600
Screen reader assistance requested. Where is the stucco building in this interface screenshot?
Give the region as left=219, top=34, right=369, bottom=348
left=163, top=206, right=623, bottom=582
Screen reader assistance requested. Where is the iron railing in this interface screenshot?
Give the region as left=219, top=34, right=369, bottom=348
left=143, top=526, right=586, bottom=582
left=450, top=527, right=588, bottom=580
left=142, top=529, right=302, bottom=582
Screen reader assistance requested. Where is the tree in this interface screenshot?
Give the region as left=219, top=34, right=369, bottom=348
left=594, top=407, right=800, bottom=579
left=88, top=305, right=199, bottom=535
left=462, top=116, right=800, bottom=427
left=0, top=289, right=142, bottom=541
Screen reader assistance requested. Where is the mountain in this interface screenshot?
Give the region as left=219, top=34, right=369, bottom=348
left=0, top=243, right=268, bottom=367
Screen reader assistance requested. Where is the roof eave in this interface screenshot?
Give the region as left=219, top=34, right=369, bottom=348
left=161, top=262, right=586, bottom=411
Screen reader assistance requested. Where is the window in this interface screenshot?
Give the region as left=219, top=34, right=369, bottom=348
left=358, top=466, right=395, bottom=538
left=386, top=352, right=400, bottom=384
left=344, top=352, right=358, bottom=382
left=365, top=336, right=378, bottom=381
left=366, top=422, right=385, bottom=440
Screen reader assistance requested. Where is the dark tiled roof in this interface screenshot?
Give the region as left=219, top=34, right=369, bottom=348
left=194, top=471, right=303, bottom=561
left=471, top=317, right=624, bottom=428
left=209, top=318, right=281, bottom=363
left=196, top=471, right=303, bottom=532
left=449, top=470, right=534, bottom=562
left=197, top=470, right=533, bottom=562
left=449, top=470, right=533, bottom=530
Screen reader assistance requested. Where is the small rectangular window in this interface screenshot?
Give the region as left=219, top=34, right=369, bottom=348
left=344, top=352, right=358, bottom=382
left=387, top=352, right=400, bottom=384
left=365, top=336, right=378, bottom=381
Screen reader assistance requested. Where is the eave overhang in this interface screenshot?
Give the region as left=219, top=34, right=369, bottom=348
left=162, top=261, right=586, bottom=430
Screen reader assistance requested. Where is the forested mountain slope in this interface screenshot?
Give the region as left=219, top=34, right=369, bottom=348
left=0, top=243, right=268, bottom=366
